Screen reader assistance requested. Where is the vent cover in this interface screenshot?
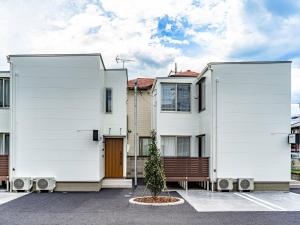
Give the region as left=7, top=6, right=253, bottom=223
left=14, top=179, right=24, bottom=190
left=12, top=177, right=33, bottom=191
left=37, top=179, right=49, bottom=190
left=217, top=178, right=233, bottom=191
left=238, top=178, right=254, bottom=191
left=36, top=177, right=56, bottom=192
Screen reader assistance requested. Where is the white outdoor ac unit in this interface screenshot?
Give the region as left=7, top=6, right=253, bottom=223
left=238, top=178, right=254, bottom=191
left=36, top=177, right=56, bottom=192
left=217, top=178, right=233, bottom=191
left=12, top=177, right=33, bottom=192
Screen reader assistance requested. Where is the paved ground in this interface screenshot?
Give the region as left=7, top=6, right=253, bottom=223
left=0, top=190, right=28, bottom=206
left=0, top=187, right=300, bottom=225
left=178, top=190, right=300, bottom=212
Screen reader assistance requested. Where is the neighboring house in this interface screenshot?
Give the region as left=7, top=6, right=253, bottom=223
left=291, top=115, right=300, bottom=152
left=0, top=71, right=10, bottom=186
left=152, top=62, right=291, bottom=191
left=4, top=53, right=129, bottom=191
left=127, top=78, right=154, bottom=178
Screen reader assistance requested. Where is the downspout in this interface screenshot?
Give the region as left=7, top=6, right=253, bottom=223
left=208, top=65, right=219, bottom=192
left=7, top=57, right=14, bottom=192
left=207, top=65, right=214, bottom=191
left=215, top=78, right=219, bottom=191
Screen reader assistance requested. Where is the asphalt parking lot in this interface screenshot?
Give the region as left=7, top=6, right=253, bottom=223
left=178, top=190, right=300, bottom=212
left=0, top=187, right=300, bottom=225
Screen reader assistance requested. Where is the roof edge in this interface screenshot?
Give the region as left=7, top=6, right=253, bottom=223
left=7, top=53, right=107, bottom=70
left=208, top=61, right=292, bottom=66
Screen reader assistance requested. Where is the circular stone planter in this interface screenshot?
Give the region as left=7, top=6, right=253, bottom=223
left=129, top=196, right=184, bottom=206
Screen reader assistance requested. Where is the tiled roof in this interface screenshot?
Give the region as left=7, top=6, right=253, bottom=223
left=170, top=70, right=199, bottom=77
left=128, top=78, right=155, bottom=90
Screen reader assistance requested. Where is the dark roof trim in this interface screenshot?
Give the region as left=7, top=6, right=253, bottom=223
left=0, top=71, right=10, bottom=73
left=155, top=76, right=196, bottom=79
left=208, top=61, right=292, bottom=65
left=7, top=53, right=107, bottom=70
left=197, top=61, right=293, bottom=81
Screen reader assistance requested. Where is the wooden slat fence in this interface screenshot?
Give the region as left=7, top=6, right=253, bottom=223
left=162, top=157, right=209, bottom=181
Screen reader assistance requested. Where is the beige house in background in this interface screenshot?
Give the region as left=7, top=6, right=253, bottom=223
left=127, top=78, right=154, bottom=178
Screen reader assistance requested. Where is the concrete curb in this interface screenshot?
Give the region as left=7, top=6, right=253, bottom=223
left=129, top=196, right=184, bottom=206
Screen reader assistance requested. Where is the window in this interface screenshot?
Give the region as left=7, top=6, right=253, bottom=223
left=198, top=134, right=205, bottom=157
left=105, top=88, right=112, bottom=113
left=0, top=78, right=9, bottom=108
left=139, top=137, right=151, bottom=156
left=198, top=77, right=205, bottom=111
left=161, top=136, right=190, bottom=156
left=161, top=84, right=176, bottom=111
left=177, top=84, right=191, bottom=111
left=161, top=83, right=191, bottom=112
left=0, top=133, right=9, bottom=155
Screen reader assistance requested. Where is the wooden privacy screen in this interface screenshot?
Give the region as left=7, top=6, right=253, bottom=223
left=162, top=157, right=209, bottom=181
left=0, top=155, right=9, bottom=180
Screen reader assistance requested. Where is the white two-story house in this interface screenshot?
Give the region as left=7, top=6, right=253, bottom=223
left=152, top=62, right=291, bottom=191
left=1, top=53, right=130, bottom=191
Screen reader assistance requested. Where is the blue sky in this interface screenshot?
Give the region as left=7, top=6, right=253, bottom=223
left=0, top=0, right=299, bottom=114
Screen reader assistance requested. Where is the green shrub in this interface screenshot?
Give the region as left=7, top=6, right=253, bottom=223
left=144, top=131, right=166, bottom=198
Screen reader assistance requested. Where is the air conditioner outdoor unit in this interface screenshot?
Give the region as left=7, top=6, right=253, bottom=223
left=36, top=177, right=56, bottom=192
left=12, top=177, right=33, bottom=192
left=238, top=178, right=254, bottom=191
left=217, top=178, right=233, bottom=191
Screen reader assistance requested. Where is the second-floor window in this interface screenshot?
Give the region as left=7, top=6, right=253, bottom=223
left=161, top=83, right=191, bottom=112
left=0, top=78, right=9, bottom=108
left=105, top=88, right=112, bottom=113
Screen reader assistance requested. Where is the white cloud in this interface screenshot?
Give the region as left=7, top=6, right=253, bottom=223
left=0, top=0, right=299, bottom=111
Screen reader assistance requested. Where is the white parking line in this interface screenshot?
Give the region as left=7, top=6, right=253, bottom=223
left=234, top=193, right=277, bottom=211
left=241, top=193, right=286, bottom=211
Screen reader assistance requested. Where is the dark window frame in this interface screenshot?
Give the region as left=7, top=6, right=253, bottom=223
left=161, top=83, right=191, bottom=112
left=0, top=78, right=10, bottom=108
left=105, top=88, right=112, bottom=113
left=198, top=77, right=206, bottom=112
left=197, top=134, right=205, bottom=157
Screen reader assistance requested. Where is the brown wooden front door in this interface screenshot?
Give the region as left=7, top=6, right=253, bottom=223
left=105, top=138, right=123, bottom=178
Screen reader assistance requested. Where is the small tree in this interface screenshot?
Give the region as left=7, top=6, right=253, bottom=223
left=144, top=130, right=166, bottom=198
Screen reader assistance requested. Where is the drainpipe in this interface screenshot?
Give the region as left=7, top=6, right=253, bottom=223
left=208, top=65, right=219, bottom=192
left=134, top=80, right=138, bottom=187
left=214, top=78, right=219, bottom=191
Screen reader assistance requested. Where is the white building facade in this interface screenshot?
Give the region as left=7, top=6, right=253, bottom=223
left=152, top=62, right=291, bottom=190
left=3, top=54, right=128, bottom=191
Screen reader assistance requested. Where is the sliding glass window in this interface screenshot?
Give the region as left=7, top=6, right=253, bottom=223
left=0, top=78, right=10, bottom=108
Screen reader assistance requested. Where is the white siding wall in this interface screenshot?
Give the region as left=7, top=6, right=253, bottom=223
left=103, top=69, right=127, bottom=177
left=212, top=63, right=291, bottom=182
left=197, top=70, right=213, bottom=177
left=10, top=56, right=105, bottom=181
left=153, top=77, right=199, bottom=156
left=103, top=70, right=127, bottom=137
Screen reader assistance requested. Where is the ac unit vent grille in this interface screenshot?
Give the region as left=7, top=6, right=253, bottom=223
left=37, top=179, right=49, bottom=190
left=240, top=179, right=250, bottom=189
left=219, top=179, right=229, bottom=189
left=14, top=179, right=25, bottom=189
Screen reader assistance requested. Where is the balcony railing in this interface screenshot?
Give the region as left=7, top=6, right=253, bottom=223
left=0, top=155, right=8, bottom=181
left=161, top=157, right=209, bottom=181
